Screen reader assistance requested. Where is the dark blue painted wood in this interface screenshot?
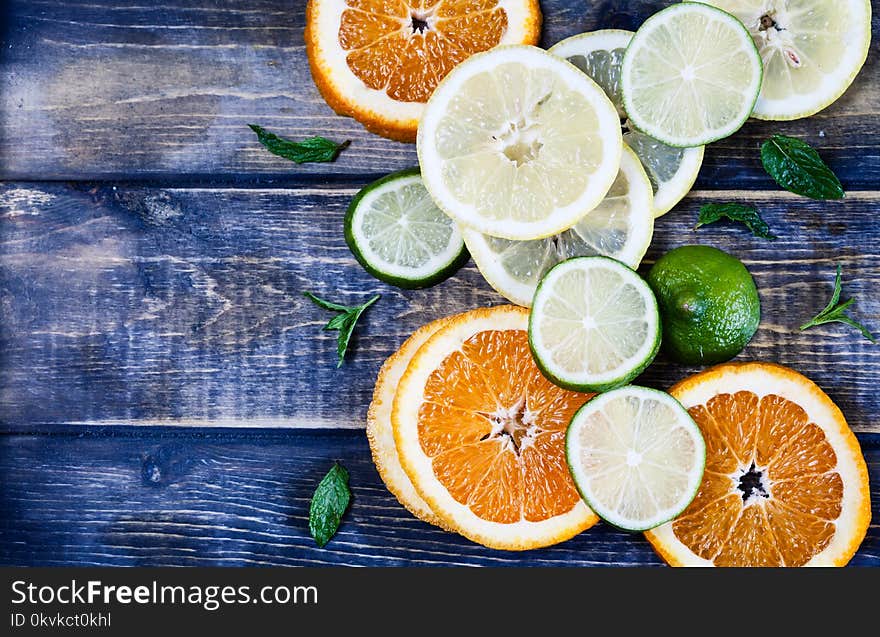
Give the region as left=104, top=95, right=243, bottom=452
left=0, top=0, right=877, bottom=188
left=0, top=430, right=877, bottom=566
left=0, top=0, right=878, bottom=567
left=1, top=184, right=878, bottom=433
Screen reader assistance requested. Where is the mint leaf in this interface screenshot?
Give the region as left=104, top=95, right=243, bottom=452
left=249, top=124, right=350, bottom=164
left=696, top=203, right=777, bottom=240
left=309, top=463, right=351, bottom=548
left=304, top=292, right=380, bottom=367
left=799, top=264, right=875, bottom=343
left=760, top=134, right=844, bottom=200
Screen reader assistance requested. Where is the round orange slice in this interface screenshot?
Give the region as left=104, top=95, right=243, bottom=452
left=367, top=316, right=452, bottom=529
left=392, top=305, right=598, bottom=550
left=305, top=0, right=542, bottom=142
left=645, top=362, right=871, bottom=567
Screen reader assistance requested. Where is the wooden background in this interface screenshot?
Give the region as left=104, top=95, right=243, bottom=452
left=0, top=0, right=877, bottom=566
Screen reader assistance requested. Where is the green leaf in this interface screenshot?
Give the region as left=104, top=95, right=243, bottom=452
left=304, top=292, right=380, bottom=366
left=799, top=264, right=876, bottom=343
left=309, top=463, right=351, bottom=548
left=760, top=134, right=844, bottom=200
left=696, top=203, right=777, bottom=240
left=249, top=124, right=350, bottom=164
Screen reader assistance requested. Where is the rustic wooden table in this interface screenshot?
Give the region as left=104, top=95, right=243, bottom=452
left=0, top=0, right=877, bottom=566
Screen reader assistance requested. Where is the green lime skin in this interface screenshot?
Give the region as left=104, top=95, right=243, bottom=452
left=344, top=168, right=470, bottom=290
left=646, top=245, right=760, bottom=365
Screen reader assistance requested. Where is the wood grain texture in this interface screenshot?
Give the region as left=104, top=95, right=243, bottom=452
left=1, top=183, right=878, bottom=432
left=1, top=430, right=877, bottom=566
left=0, top=0, right=877, bottom=186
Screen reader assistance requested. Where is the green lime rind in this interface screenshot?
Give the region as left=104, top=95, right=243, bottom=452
left=621, top=2, right=763, bottom=148
left=344, top=168, right=469, bottom=290
left=528, top=256, right=662, bottom=394
left=646, top=245, right=760, bottom=365
left=565, top=386, right=706, bottom=532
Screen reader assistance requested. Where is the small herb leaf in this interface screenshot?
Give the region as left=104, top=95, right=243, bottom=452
left=249, top=124, right=350, bottom=164
left=760, top=134, right=844, bottom=200
left=799, top=264, right=876, bottom=343
left=309, top=463, right=351, bottom=548
left=696, top=203, right=777, bottom=240
left=304, top=292, right=380, bottom=366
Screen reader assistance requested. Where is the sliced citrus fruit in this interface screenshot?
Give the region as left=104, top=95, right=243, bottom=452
left=305, top=0, right=542, bottom=142
left=528, top=257, right=661, bottom=393
left=418, top=45, right=623, bottom=240
left=621, top=2, right=763, bottom=147
left=645, top=362, right=871, bottom=566
left=367, top=316, right=451, bottom=529
left=550, top=30, right=704, bottom=217
left=345, top=168, right=469, bottom=289
left=699, top=0, right=872, bottom=120
left=461, top=144, right=654, bottom=307
left=566, top=386, right=706, bottom=531
left=392, top=305, right=599, bottom=549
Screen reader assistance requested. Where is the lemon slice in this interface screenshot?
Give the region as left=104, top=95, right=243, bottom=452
left=418, top=45, right=623, bottom=241
left=621, top=2, right=763, bottom=147
left=461, top=144, right=654, bottom=307
left=698, top=0, right=872, bottom=120
left=550, top=30, right=704, bottom=217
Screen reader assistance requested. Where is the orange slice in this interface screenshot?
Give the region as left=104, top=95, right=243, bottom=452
left=645, top=362, right=871, bottom=567
left=305, top=0, right=542, bottom=142
left=367, top=316, right=452, bottom=529
left=392, top=305, right=598, bottom=550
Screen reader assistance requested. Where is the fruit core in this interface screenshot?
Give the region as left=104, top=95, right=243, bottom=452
left=736, top=462, right=770, bottom=503
left=484, top=399, right=536, bottom=456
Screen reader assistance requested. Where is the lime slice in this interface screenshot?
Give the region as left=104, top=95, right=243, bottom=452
left=528, top=256, right=661, bottom=392
left=566, top=386, right=706, bottom=532
left=550, top=30, right=704, bottom=217
left=462, top=145, right=654, bottom=307
left=621, top=2, right=763, bottom=147
left=345, top=168, right=469, bottom=289
left=698, top=0, right=872, bottom=120
left=417, top=45, right=623, bottom=241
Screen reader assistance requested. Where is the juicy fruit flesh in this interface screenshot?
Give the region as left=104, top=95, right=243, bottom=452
left=539, top=266, right=650, bottom=375
left=435, top=62, right=604, bottom=222
left=361, top=180, right=456, bottom=268
left=566, top=46, right=690, bottom=194
left=482, top=161, right=640, bottom=286
left=339, top=0, right=508, bottom=103
left=626, top=7, right=760, bottom=140
left=418, top=328, right=590, bottom=523
left=574, top=393, right=701, bottom=525
left=674, top=390, right=842, bottom=566
left=710, top=0, right=851, bottom=101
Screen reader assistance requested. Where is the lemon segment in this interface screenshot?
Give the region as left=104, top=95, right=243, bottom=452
left=418, top=45, right=623, bottom=240
left=698, top=0, right=872, bottom=120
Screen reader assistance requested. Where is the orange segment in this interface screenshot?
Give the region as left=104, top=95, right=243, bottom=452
left=393, top=305, right=598, bottom=550
left=306, top=0, right=541, bottom=141
left=645, top=362, right=871, bottom=567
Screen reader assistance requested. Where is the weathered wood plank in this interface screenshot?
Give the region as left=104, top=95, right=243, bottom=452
left=0, top=0, right=877, bottom=186
left=1, top=431, right=877, bottom=566
left=1, top=183, right=878, bottom=432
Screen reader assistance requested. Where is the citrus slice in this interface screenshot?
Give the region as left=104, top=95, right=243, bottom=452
left=345, top=168, right=469, bottom=289
left=528, top=257, right=661, bottom=393
left=418, top=45, right=623, bottom=240
left=550, top=30, right=704, bottom=217
left=645, top=362, right=872, bottom=566
left=305, top=0, right=542, bottom=142
left=461, top=144, right=654, bottom=307
left=621, top=2, right=763, bottom=147
left=392, top=305, right=599, bottom=550
left=699, top=0, right=872, bottom=120
left=566, top=386, right=706, bottom=531
left=367, top=316, right=452, bottom=529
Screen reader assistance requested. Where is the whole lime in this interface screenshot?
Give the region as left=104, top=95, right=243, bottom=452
left=646, top=245, right=760, bottom=365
